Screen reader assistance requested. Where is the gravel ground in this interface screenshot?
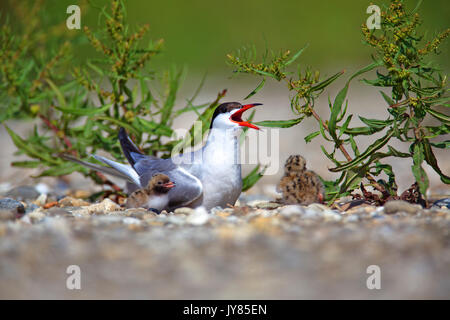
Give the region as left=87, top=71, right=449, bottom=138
left=0, top=191, right=449, bottom=299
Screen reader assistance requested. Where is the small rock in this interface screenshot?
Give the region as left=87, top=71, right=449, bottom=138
left=345, top=205, right=376, bottom=215
left=303, top=208, right=324, bottom=219
left=186, top=207, right=210, bottom=225
left=344, top=214, right=360, bottom=222
left=247, top=200, right=281, bottom=209
left=279, top=205, right=304, bottom=217
left=35, top=183, right=50, bottom=195
left=432, top=198, right=450, bottom=209
left=306, top=203, right=330, bottom=212
left=256, top=202, right=282, bottom=210
left=123, top=217, right=142, bottom=225
left=6, top=186, right=39, bottom=201
left=323, top=210, right=342, bottom=221
left=0, top=209, right=16, bottom=221
left=174, top=207, right=195, bottom=215
left=73, top=190, right=91, bottom=199
left=86, top=199, right=121, bottom=214
left=165, top=215, right=185, bottom=225
left=383, top=200, right=422, bottom=215
left=28, top=209, right=46, bottom=223
left=125, top=208, right=151, bottom=219
left=0, top=198, right=25, bottom=214
left=58, top=196, right=90, bottom=207
left=370, top=207, right=385, bottom=218
left=34, top=194, right=47, bottom=206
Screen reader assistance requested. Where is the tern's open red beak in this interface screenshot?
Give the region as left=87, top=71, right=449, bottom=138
left=163, top=181, right=176, bottom=189
left=230, top=103, right=262, bottom=130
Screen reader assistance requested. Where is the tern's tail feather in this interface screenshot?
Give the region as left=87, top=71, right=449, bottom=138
left=61, top=154, right=141, bottom=187
left=118, top=127, right=143, bottom=166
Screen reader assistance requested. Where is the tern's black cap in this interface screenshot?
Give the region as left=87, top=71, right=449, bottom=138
left=210, top=102, right=242, bottom=129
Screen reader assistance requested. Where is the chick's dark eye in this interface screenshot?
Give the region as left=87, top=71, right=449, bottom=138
left=158, top=181, right=162, bottom=185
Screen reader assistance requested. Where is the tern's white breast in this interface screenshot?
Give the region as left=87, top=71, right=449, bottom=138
left=146, top=194, right=170, bottom=211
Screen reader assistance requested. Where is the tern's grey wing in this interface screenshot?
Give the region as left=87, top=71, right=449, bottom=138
left=133, top=157, right=203, bottom=209
left=61, top=154, right=138, bottom=185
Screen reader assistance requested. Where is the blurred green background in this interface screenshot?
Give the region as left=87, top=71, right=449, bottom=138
left=1, top=0, right=448, bottom=73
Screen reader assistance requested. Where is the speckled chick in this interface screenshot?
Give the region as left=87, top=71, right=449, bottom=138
left=278, top=155, right=324, bottom=205
left=126, top=174, right=175, bottom=211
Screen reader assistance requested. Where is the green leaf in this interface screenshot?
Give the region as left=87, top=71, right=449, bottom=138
left=424, top=124, right=449, bottom=138
left=254, top=117, right=304, bottom=128
left=422, top=139, right=450, bottom=184
left=242, top=164, right=267, bottom=191
left=310, top=70, right=344, bottom=92
left=387, top=145, right=410, bottom=158
left=95, top=116, right=140, bottom=136
left=244, top=78, right=266, bottom=100
left=329, top=85, right=348, bottom=140
left=339, top=114, right=353, bottom=137
left=135, top=118, right=173, bottom=137
left=411, top=142, right=429, bottom=195
left=321, top=145, right=340, bottom=166
left=11, top=161, right=41, bottom=168
left=330, top=129, right=395, bottom=172
left=430, top=140, right=449, bottom=149
left=160, top=67, right=184, bottom=126
left=319, top=120, right=333, bottom=141
left=304, top=131, right=320, bottom=143
left=379, top=90, right=395, bottom=106
left=343, top=126, right=380, bottom=135
left=36, top=162, right=86, bottom=177
left=46, top=79, right=67, bottom=108
left=349, top=135, right=359, bottom=156
left=4, top=125, right=59, bottom=164
left=174, top=102, right=209, bottom=116
left=328, top=59, right=381, bottom=140
left=428, top=108, right=450, bottom=124
left=55, top=103, right=113, bottom=116
left=284, top=44, right=309, bottom=66
left=359, top=116, right=393, bottom=129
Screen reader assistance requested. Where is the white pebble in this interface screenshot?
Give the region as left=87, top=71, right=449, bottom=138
left=186, top=206, right=210, bottom=225
left=123, top=217, right=141, bottom=225
left=279, top=205, right=304, bottom=217
left=35, top=183, right=50, bottom=195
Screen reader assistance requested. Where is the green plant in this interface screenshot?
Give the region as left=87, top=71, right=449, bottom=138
left=228, top=0, right=449, bottom=204
left=2, top=0, right=269, bottom=195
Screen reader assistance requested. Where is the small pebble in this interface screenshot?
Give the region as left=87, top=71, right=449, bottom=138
left=34, top=194, right=47, bottom=206
left=58, top=196, right=90, bottom=207
left=383, top=200, right=422, bottom=215
left=0, top=209, right=16, bottom=221
left=279, top=205, right=304, bottom=217
left=0, top=198, right=25, bottom=214
left=432, top=198, right=450, bottom=209
left=323, top=210, right=342, bottom=221
left=174, top=207, right=195, bottom=215
left=186, top=207, right=210, bottom=225
left=123, top=217, right=142, bottom=225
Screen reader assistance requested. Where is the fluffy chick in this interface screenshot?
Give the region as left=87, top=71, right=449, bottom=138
left=278, top=155, right=324, bottom=205
left=126, top=174, right=175, bottom=211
